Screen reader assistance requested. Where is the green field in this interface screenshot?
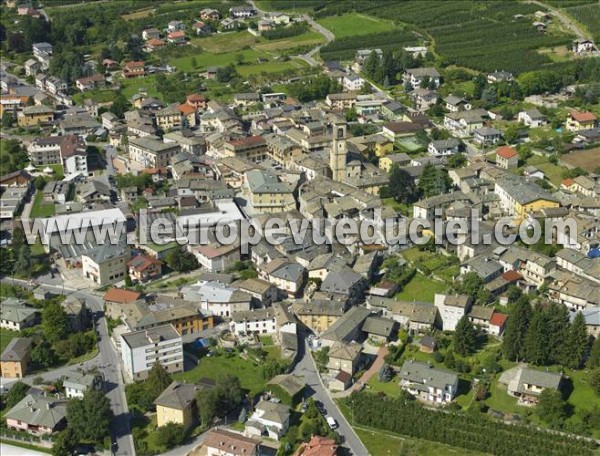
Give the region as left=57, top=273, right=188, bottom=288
left=119, top=75, right=162, bottom=100
left=72, top=89, right=117, bottom=105
left=524, top=155, right=567, bottom=187
left=191, top=31, right=261, bottom=53
left=394, top=273, right=447, bottom=303
left=29, top=191, right=55, bottom=218
left=318, top=13, right=397, bottom=38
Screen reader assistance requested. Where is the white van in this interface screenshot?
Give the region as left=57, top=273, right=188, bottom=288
left=326, top=416, right=338, bottom=429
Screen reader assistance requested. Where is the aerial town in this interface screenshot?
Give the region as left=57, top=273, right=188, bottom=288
left=0, top=1, right=599, bottom=456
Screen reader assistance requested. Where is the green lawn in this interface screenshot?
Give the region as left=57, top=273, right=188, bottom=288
left=401, top=247, right=460, bottom=283
left=524, top=155, right=566, bottom=187
left=173, top=350, right=268, bottom=398
left=72, top=88, right=117, bottom=105
left=254, top=31, right=324, bottom=52
left=191, top=31, right=260, bottom=53
left=0, top=329, right=18, bottom=353
left=35, top=164, right=64, bottom=180
left=367, top=375, right=400, bottom=397
left=29, top=191, right=55, bottom=218
left=119, top=75, right=162, bottom=100
left=382, top=198, right=413, bottom=217
left=395, top=273, right=447, bottom=303
left=236, top=58, right=308, bottom=76
left=318, top=13, right=397, bottom=38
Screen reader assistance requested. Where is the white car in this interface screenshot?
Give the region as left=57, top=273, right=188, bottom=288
left=326, top=416, right=338, bottom=429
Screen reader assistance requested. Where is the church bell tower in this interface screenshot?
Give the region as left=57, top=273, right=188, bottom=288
left=330, top=118, right=347, bottom=182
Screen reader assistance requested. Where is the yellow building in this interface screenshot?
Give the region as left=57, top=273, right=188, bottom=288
left=17, top=105, right=54, bottom=127
left=154, top=381, right=200, bottom=429
left=0, top=338, right=32, bottom=379
left=495, top=175, right=560, bottom=222
left=374, top=137, right=393, bottom=158
left=244, top=169, right=296, bottom=214
left=292, top=300, right=345, bottom=334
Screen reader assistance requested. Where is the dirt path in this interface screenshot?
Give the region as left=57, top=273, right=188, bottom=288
left=526, top=0, right=591, bottom=41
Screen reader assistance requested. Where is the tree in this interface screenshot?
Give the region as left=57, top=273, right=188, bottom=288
left=564, top=312, right=589, bottom=369
left=363, top=51, right=381, bottom=82
left=14, top=244, right=32, bottom=277
left=31, top=341, right=57, bottom=368
left=52, top=427, right=78, bottom=456
left=590, top=369, right=600, bottom=396
left=457, top=272, right=483, bottom=296
left=447, top=153, right=466, bottom=169
left=444, top=350, right=456, bottom=369
left=378, top=364, right=394, bottom=383
left=166, top=249, right=199, bottom=273
left=42, top=301, right=70, bottom=344
left=67, top=389, right=113, bottom=443
left=502, top=296, right=532, bottom=361
left=1, top=111, right=14, bottom=129
left=146, top=362, right=172, bottom=400
left=537, top=389, right=567, bottom=426
left=34, top=175, right=47, bottom=191
left=154, top=422, right=186, bottom=449
left=545, top=302, right=570, bottom=365
left=387, top=166, right=416, bottom=203
left=5, top=381, right=30, bottom=409
left=197, top=389, right=219, bottom=426
left=524, top=307, right=550, bottom=365
left=109, top=94, right=130, bottom=119
left=453, top=316, right=477, bottom=356
left=589, top=337, right=600, bottom=369
left=418, top=164, right=450, bottom=197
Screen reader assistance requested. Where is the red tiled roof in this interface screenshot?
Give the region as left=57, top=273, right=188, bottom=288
left=570, top=111, right=597, bottom=122
left=502, top=270, right=522, bottom=282
left=193, top=21, right=207, bottom=28
left=127, top=254, right=162, bottom=272
left=124, top=61, right=145, bottom=69
left=561, top=178, right=574, bottom=187
left=229, top=135, right=266, bottom=148
left=490, top=312, right=508, bottom=327
left=496, top=146, right=518, bottom=159
left=104, top=288, right=142, bottom=303
left=168, top=31, right=185, bottom=39
left=187, top=93, right=206, bottom=103
left=179, top=103, right=196, bottom=115
left=147, top=38, right=166, bottom=47
left=295, top=435, right=338, bottom=456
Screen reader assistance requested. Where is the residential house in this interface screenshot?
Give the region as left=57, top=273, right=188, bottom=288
left=518, top=109, right=547, bottom=127
left=259, top=259, right=306, bottom=298
left=230, top=5, right=256, bottom=18
left=154, top=381, right=208, bottom=429
left=0, top=299, right=37, bottom=331
left=320, top=306, right=371, bottom=346
left=320, top=267, right=366, bottom=305
left=572, top=38, right=597, bottom=54
left=398, top=360, right=458, bottom=404
left=502, top=366, right=562, bottom=405
left=343, top=73, right=365, bottom=92
left=362, top=315, right=396, bottom=343
left=63, top=371, right=103, bottom=399
left=0, top=338, right=32, bottom=379
left=245, top=399, right=290, bottom=441
left=17, top=105, right=54, bottom=127
left=382, top=121, right=424, bottom=141
left=367, top=297, right=440, bottom=333
left=294, top=435, right=338, bottom=456
left=200, top=8, right=221, bottom=21
left=445, top=95, right=471, bottom=112
left=193, top=21, right=211, bottom=35
left=155, top=104, right=183, bottom=131
left=378, top=152, right=411, bottom=172
left=566, top=111, right=597, bottom=132
left=167, top=30, right=186, bottom=44
left=572, top=307, right=599, bottom=338
left=411, top=88, right=438, bottom=111
left=129, top=135, right=181, bottom=168
left=75, top=74, right=105, bottom=92
left=473, top=127, right=502, bottom=146
left=428, top=138, right=461, bottom=157
left=104, top=288, right=143, bottom=318
left=231, top=308, right=277, bottom=336
left=487, top=71, right=513, bottom=83
left=234, top=92, right=261, bottom=107
left=489, top=312, right=508, bottom=337
left=192, top=243, right=240, bottom=273
left=327, top=341, right=362, bottom=375
left=168, top=20, right=186, bottom=32
left=142, top=28, right=161, bottom=40
left=243, top=169, right=296, bottom=214
left=496, top=145, right=519, bottom=170
left=181, top=281, right=252, bottom=317
left=204, top=429, right=260, bottom=456
left=62, top=298, right=89, bottom=332
left=123, top=61, right=145, bottom=78
left=444, top=109, right=489, bottom=136
left=121, top=324, right=184, bottom=381
left=24, top=58, right=41, bottom=76
left=127, top=254, right=163, bottom=282
left=325, top=93, right=357, bottom=110
left=81, top=243, right=131, bottom=286
left=434, top=294, right=473, bottom=331
left=234, top=278, right=278, bottom=306
left=404, top=67, right=441, bottom=89
left=494, top=174, right=559, bottom=220
left=292, top=300, right=345, bottom=334
left=186, top=93, right=207, bottom=110
left=5, top=394, right=67, bottom=435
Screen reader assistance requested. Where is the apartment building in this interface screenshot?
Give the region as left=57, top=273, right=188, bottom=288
left=129, top=135, right=181, bottom=168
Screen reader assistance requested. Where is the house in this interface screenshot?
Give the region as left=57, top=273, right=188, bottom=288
left=231, top=308, right=277, bottom=336
left=200, top=8, right=221, bottom=21
left=444, top=109, right=489, bottom=136
left=327, top=341, right=362, bottom=374
left=24, top=58, right=41, bottom=76
left=362, top=316, right=396, bottom=342
left=404, top=67, right=441, bottom=89
left=343, top=73, right=365, bottom=92
left=245, top=399, right=290, bottom=441
left=445, top=95, right=471, bottom=112
left=473, top=127, right=502, bottom=146
left=193, top=21, right=211, bottom=35
left=220, top=18, right=239, bottom=31
left=244, top=169, right=296, bottom=214
left=489, top=312, right=508, bottom=337
left=518, top=109, right=547, bottom=128
left=382, top=121, right=424, bottom=141
left=468, top=305, right=495, bottom=331
left=104, top=288, right=143, bottom=317
left=168, top=20, right=186, bottom=32
left=63, top=371, right=103, bottom=398
left=81, top=243, right=130, bottom=286
left=142, top=28, right=161, bottom=41
left=121, top=324, right=184, bottom=381
left=494, top=174, right=559, bottom=219
left=566, top=111, right=598, bottom=132
left=167, top=30, right=186, bottom=44
left=496, top=145, right=519, bottom=170
left=367, top=297, right=439, bottom=333
left=234, top=278, right=277, bottom=307
left=411, top=88, right=438, bottom=111
left=32, top=42, right=52, bottom=69
left=381, top=100, right=405, bottom=120
left=320, top=267, right=366, bottom=305
left=62, top=298, right=89, bottom=332
left=155, top=104, right=183, bottom=131
left=502, top=365, right=562, bottom=405
left=154, top=381, right=207, bottom=429
left=230, top=5, right=256, bottom=18
left=146, top=38, right=166, bottom=51
left=292, top=300, right=345, bottom=334
left=329, top=370, right=353, bottom=391
left=186, top=93, right=207, bottom=110
left=0, top=169, right=33, bottom=188
left=129, top=135, right=180, bottom=168
left=258, top=19, right=275, bottom=32
left=17, top=105, right=54, bottom=127
left=398, top=360, right=458, bottom=404
left=204, top=428, right=260, bottom=456
left=0, top=299, right=37, bottom=331
left=419, top=335, right=437, bottom=353
left=234, top=92, right=261, bottom=107
left=571, top=307, right=600, bottom=338
left=0, top=337, right=32, bottom=379
left=379, top=152, right=411, bottom=172
left=127, top=254, right=163, bottom=282
left=181, top=280, right=252, bottom=317
left=487, top=71, right=513, bottom=83
left=5, top=394, right=67, bottom=435
left=325, top=93, right=357, bottom=110
left=192, top=243, right=240, bottom=273
left=123, top=61, right=145, bottom=78
left=320, top=306, right=372, bottom=346
left=434, top=294, right=473, bottom=331
left=572, top=38, right=597, bottom=54
left=355, top=49, right=383, bottom=64
left=428, top=138, right=461, bottom=157
left=75, top=74, right=105, bottom=92
left=294, top=435, right=339, bottom=456
left=0, top=186, right=28, bottom=219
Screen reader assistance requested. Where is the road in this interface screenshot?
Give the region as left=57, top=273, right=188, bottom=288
left=0, top=278, right=136, bottom=456
left=292, top=333, right=370, bottom=456
left=526, top=0, right=590, bottom=41
left=1, top=443, right=48, bottom=456
left=247, top=0, right=334, bottom=67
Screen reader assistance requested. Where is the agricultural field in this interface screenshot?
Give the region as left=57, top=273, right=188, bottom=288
left=317, top=13, right=397, bottom=38
left=320, top=29, right=418, bottom=61
left=564, top=4, right=600, bottom=40
left=559, top=147, right=600, bottom=174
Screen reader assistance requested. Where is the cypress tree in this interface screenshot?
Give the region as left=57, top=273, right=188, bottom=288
left=564, top=312, right=589, bottom=369
left=588, top=336, right=600, bottom=369
left=524, top=308, right=550, bottom=365
left=502, top=296, right=532, bottom=361
left=453, top=315, right=477, bottom=356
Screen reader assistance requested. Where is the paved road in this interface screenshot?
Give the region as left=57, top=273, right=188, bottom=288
left=1, top=443, right=48, bottom=456
left=0, top=278, right=136, bottom=456
left=292, top=333, right=370, bottom=456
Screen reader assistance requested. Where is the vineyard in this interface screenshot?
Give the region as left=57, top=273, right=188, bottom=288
left=320, top=29, right=418, bottom=61
left=564, top=3, right=600, bottom=41
left=344, top=392, right=599, bottom=456
left=315, top=1, right=576, bottom=74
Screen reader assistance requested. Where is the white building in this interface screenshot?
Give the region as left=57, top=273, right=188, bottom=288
left=63, top=371, right=103, bottom=399
left=121, top=324, right=183, bottom=382
left=181, top=281, right=252, bottom=318
left=434, top=293, right=473, bottom=331
left=428, top=138, right=461, bottom=157
left=230, top=308, right=277, bottom=336
left=343, top=73, right=365, bottom=92
left=404, top=67, right=441, bottom=89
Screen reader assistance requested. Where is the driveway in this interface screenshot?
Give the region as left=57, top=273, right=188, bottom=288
left=352, top=345, right=388, bottom=392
